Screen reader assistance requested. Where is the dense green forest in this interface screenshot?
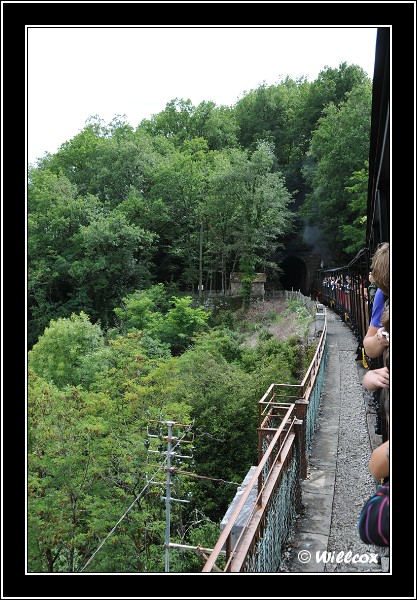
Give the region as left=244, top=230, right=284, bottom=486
left=28, top=62, right=372, bottom=572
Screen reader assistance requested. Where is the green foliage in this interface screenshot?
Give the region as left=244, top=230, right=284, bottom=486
left=139, top=331, right=172, bottom=361
left=300, top=80, right=372, bottom=262
left=170, top=514, right=224, bottom=572
left=28, top=334, right=193, bottom=573
left=340, top=161, right=369, bottom=254
left=91, top=330, right=156, bottom=398
left=28, top=369, right=106, bottom=572
left=234, top=82, right=288, bottom=156
left=303, top=338, right=320, bottom=373
left=208, top=305, right=239, bottom=329
left=28, top=312, right=109, bottom=389
left=204, top=143, right=295, bottom=291
left=191, top=327, right=244, bottom=363
left=147, top=140, right=208, bottom=287
left=114, top=289, right=211, bottom=355
left=287, top=299, right=311, bottom=321
left=114, top=284, right=168, bottom=332
left=154, top=296, right=211, bottom=355
left=27, top=167, right=104, bottom=347
left=239, top=336, right=301, bottom=383
left=114, top=186, right=170, bottom=233
left=26, top=64, right=373, bottom=571
left=239, top=256, right=256, bottom=308
left=287, top=299, right=314, bottom=338
left=166, top=348, right=258, bottom=521
left=140, top=98, right=239, bottom=151
left=259, top=329, right=273, bottom=342
left=70, top=212, right=156, bottom=327
left=28, top=66, right=373, bottom=349
left=44, top=116, right=162, bottom=205
left=28, top=294, right=317, bottom=572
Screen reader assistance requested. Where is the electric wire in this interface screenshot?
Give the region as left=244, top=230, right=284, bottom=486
left=173, top=469, right=240, bottom=486
left=78, top=424, right=191, bottom=572
left=78, top=461, right=165, bottom=572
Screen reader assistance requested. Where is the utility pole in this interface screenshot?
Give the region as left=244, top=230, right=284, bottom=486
left=145, top=419, right=193, bottom=573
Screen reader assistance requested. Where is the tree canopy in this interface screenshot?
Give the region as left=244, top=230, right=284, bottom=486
left=27, top=61, right=373, bottom=572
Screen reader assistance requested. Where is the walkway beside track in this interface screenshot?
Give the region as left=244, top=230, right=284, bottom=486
left=280, top=307, right=389, bottom=573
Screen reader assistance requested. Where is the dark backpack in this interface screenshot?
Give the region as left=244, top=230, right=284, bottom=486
left=358, top=481, right=389, bottom=547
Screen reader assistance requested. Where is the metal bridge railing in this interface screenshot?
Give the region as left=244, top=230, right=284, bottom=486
left=201, top=310, right=328, bottom=573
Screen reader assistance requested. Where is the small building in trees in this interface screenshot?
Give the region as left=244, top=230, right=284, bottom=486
left=230, top=272, right=266, bottom=297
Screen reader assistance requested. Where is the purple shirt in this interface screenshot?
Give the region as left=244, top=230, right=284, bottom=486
left=370, top=288, right=385, bottom=328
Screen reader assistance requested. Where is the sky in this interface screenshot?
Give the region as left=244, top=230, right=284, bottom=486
left=27, top=25, right=378, bottom=166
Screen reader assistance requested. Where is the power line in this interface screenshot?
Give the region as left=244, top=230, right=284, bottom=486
left=173, top=469, right=240, bottom=486
left=79, top=419, right=193, bottom=572
left=79, top=419, right=238, bottom=573
left=78, top=461, right=165, bottom=572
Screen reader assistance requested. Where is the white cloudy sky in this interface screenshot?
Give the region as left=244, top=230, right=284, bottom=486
left=27, top=25, right=378, bottom=165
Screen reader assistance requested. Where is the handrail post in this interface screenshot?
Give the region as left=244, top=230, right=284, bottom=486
left=293, top=418, right=304, bottom=513
left=295, top=398, right=308, bottom=479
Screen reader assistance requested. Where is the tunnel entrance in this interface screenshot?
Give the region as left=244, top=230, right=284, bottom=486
left=280, top=256, right=308, bottom=295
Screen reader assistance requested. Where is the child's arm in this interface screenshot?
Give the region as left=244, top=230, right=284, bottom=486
left=363, top=366, right=389, bottom=392
left=369, top=441, right=389, bottom=480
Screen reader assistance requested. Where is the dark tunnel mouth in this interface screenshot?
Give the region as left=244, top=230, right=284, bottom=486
left=280, top=256, right=308, bottom=295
